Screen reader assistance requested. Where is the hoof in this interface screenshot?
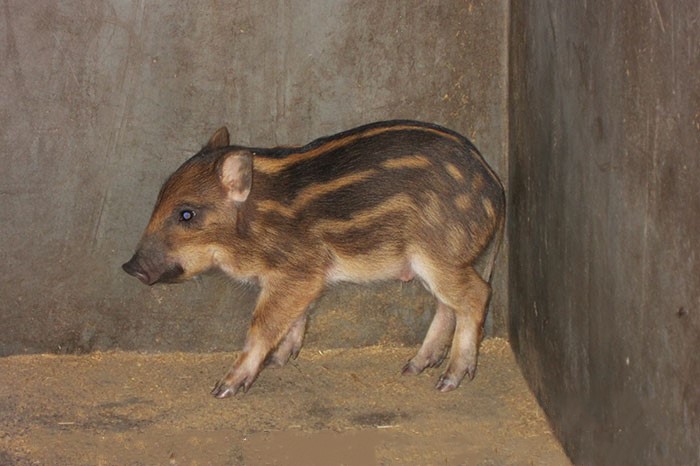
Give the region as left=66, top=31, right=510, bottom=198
left=401, top=360, right=423, bottom=376
left=211, top=379, right=248, bottom=399
left=435, top=374, right=459, bottom=392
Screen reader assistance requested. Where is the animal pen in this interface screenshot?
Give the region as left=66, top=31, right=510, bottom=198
left=1, top=1, right=698, bottom=465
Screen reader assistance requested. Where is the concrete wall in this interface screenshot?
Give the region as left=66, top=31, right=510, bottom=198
left=0, top=1, right=509, bottom=355
left=509, top=1, right=700, bottom=464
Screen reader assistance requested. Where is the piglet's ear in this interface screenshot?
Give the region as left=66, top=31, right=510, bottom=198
left=205, top=126, right=230, bottom=151
left=219, top=150, right=252, bottom=204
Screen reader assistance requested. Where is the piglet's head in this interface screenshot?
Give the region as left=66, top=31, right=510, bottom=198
left=122, top=127, right=252, bottom=285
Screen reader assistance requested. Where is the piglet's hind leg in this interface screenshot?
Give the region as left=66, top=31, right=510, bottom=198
left=402, top=301, right=456, bottom=375
left=434, top=267, right=490, bottom=392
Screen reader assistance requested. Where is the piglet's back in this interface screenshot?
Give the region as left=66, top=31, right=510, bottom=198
left=246, top=120, right=504, bottom=273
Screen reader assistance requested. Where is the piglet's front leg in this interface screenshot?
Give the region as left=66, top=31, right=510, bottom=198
left=267, top=314, right=308, bottom=367
left=211, top=276, right=323, bottom=398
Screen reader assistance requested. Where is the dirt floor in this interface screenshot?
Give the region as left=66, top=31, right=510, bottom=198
left=0, top=338, right=570, bottom=465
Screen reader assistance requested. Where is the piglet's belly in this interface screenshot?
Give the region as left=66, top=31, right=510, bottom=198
left=325, top=255, right=416, bottom=284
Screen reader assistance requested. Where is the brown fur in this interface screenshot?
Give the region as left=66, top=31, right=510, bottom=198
left=122, top=120, right=505, bottom=397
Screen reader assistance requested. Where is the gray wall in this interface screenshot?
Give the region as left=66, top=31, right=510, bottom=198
left=1, top=1, right=509, bottom=355
left=509, top=1, right=700, bottom=464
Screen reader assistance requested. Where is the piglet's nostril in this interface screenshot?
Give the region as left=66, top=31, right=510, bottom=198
left=122, top=258, right=151, bottom=285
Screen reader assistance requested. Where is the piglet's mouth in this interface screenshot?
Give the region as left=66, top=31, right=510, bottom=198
left=122, top=256, right=184, bottom=286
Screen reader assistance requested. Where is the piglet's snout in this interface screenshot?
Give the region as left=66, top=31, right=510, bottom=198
left=122, top=252, right=185, bottom=285
left=122, top=255, right=152, bottom=285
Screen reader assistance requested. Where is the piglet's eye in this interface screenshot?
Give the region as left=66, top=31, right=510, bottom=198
left=179, top=209, right=195, bottom=222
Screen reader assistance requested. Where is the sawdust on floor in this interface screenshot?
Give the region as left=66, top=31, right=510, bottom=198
left=0, top=338, right=570, bottom=465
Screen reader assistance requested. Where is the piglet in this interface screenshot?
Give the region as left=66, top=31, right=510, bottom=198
left=122, top=120, right=505, bottom=398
